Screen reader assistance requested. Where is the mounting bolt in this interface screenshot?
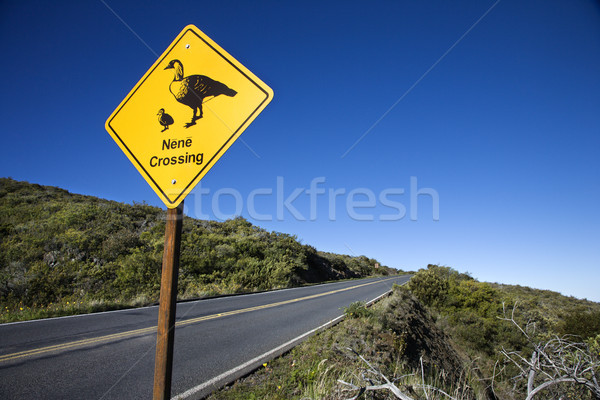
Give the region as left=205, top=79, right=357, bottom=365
left=172, top=179, right=176, bottom=184
left=185, top=44, right=190, bottom=49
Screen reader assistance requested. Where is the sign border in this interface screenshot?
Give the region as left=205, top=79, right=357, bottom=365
left=105, top=25, right=273, bottom=208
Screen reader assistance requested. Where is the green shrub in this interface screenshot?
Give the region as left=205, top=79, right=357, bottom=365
left=407, top=264, right=451, bottom=306
left=344, top=301, right=372, bottom=319
left=559, top=308, right=600, bottom=339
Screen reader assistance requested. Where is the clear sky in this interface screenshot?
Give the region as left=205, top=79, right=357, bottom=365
left=1, top=1, right=599, bottom=301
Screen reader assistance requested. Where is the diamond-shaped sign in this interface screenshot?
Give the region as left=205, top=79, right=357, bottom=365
left=105, top=25, right=273, bottom=208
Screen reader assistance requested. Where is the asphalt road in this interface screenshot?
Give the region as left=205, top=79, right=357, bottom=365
left=0, top=275, right=410, bottom=399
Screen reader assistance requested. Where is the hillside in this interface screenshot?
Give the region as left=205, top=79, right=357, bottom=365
left=0, top=178, right=396, bottom=322
left=208, top=266, right=600, bottom=399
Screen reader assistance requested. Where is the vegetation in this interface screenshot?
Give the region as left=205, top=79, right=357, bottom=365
left=4, top=178, right=598, bottom=398
left=0, top=178, right=395, bottom=322
left=209, top=265, right=600, bottom=399
left=498, top=306, right=600, bottom=400
left=408, top=265, right=600, bottom=399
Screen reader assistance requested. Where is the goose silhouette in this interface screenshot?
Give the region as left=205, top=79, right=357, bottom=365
left=157, top=108, right=174, bottom=132
left=164, top=59, right=237, bottom=128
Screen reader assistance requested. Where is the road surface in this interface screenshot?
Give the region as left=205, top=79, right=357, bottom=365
left=0, top=275, right=410, bottom=399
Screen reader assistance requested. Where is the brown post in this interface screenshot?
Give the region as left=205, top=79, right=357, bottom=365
left=153, top=201, right=184, bottom=400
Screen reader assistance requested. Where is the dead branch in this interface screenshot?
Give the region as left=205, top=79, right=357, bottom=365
left=413, top=384, right=459, bottom=400
left=337, top=348, right=462, bottom=400
left=497, top=304, right=600, bottom=399
left=338, top=348, right=414, bottom=400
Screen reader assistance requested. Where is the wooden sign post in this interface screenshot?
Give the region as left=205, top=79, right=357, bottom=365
left=153, top=201, right=184, bottom=400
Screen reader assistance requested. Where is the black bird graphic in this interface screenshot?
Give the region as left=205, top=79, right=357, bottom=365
left=157, top=108, right=174, bottom=132
left=164, top=59, right=237, bottom=128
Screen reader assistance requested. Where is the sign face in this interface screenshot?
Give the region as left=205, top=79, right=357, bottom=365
left=106, top=25, right=273, bottom=208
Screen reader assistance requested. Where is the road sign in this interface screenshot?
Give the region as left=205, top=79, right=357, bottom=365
left=105, top=25, right=273, bottom=208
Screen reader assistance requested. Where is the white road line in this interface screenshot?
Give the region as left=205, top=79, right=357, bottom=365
left=172, top=278, right=407, bottom=399
left=172, top=313, right=345, bottom=399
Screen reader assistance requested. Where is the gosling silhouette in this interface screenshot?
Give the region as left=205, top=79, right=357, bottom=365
left=164, top=59, right=237, bottom=128
left=157, top=108, right=174, bottom=132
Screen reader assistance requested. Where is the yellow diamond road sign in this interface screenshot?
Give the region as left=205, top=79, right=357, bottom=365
left=105, top=25, right=273, bottom=208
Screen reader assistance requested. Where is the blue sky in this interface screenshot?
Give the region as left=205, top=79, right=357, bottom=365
left=1, top=1, right=599, bottom=301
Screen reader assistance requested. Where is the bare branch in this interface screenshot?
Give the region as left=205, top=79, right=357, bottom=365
left=496, top=309, right=600, bottom=399
left=339, top=348, right=416, bottom=400
left=527, top=350, right=537, bottom=394
left=420, top=356, right=429, bottom=400
left=414, top=384, right=459, bottom=400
